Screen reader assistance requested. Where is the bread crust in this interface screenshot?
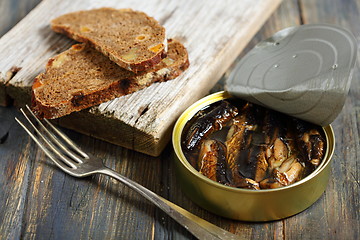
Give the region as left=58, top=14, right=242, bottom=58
left=32, top=39, right=189, bottom=119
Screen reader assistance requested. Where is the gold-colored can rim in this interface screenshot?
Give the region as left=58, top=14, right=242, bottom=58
left=172, top=91, right=335, bottom=194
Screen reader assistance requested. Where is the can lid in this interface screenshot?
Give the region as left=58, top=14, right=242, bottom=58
left=225, top=24, right=357, bottom=126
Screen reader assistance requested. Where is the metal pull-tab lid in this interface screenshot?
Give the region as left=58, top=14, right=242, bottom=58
left=225, top=24, right=357, bottom=126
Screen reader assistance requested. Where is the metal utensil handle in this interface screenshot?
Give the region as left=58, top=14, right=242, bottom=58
left=97, top=167, right=241, bottom=240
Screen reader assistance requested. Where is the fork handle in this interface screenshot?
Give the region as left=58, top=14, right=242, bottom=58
left=97, top=167, right=241, bottom=240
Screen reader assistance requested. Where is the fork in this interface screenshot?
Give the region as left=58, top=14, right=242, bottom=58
left=15, top=105, right=242, bottom=240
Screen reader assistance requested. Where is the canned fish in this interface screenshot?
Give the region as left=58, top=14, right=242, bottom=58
left=172, top=91, right=334, bottom=221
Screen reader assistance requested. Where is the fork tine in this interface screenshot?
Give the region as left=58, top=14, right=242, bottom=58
left=25, top=105, right=87, bottom=162
left=44, top=118, right=89, bottom=159
left=18, top=108, right=78, bottom=169
left=15, top=116, right=75, bottom=174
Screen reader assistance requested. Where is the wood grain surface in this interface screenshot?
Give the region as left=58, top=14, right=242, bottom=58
left=0, top=0, right=359, bottom=239
left=0, top=0, right=282, bottom=156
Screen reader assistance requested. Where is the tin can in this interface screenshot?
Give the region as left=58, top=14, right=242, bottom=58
left=172, top=91, right=335, bottom=221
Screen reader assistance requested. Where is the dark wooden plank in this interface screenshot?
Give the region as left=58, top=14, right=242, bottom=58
left=1, top=0, right=359, bottom=239
left=18, top=133, right=165, bottom=239
left=0, top=106, right=36, bottom=240
left=0, top=0, right=41, bottom=36
left=0, top=3, right=51, bottom=239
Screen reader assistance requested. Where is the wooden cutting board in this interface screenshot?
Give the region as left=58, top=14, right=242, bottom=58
left=0, top=0, right=282, bottom=156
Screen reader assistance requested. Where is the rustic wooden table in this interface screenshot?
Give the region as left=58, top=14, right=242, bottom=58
left=1, top=0, right=359, bottom=239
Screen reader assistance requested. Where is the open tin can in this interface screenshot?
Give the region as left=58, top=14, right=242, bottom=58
left=173, top=91, right=334, bottom=221
left=172, top=24, right=356, bottom=221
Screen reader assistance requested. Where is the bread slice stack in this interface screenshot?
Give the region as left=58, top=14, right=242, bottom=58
left=32, top=8, right=189, bottom=119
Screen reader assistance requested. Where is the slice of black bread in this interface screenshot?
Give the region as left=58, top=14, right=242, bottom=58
left=32, top=39, right=189, bottom=119
left=51, top=8, right=167, bottom=73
